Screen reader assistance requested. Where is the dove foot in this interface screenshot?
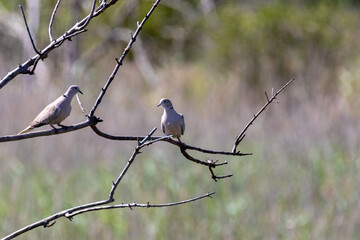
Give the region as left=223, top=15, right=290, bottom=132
left=57, top=124, right=70, bottom=129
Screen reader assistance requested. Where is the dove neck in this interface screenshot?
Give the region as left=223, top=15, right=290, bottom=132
left=164, top=107, right=175, bottom=115
left=63, top=91, right=77, bottom=100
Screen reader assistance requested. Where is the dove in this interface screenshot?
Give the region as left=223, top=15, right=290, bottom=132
left=157, top=98, right=185, bottom=143
left=18, top=85, right=83, bottom=134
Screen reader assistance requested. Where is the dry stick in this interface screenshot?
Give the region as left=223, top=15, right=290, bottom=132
left=0, top=119, right=101, bottom=143
left=0, top=0, right=163, bottom=142
left=48, top=0, right=62, bottom=42
left=92, top=123, right=236, bottom=180
left=19, top=5, right=41, bottom=55
left=66, top=192, right=215, bottom=218
left=91, top=125, right=251, bottom=156
left=89, top=0, right=162, bottom=117
left=0, top=0, right=121, bottom=89
left=179, top=146, right=232, bottom=181
left=232, top=78, right=295, bottom=153
left=76, top=94, right=88, bottom=116
left=2, top=129, right=210, bottom=240
left=75, top=0, right=97, bottom=31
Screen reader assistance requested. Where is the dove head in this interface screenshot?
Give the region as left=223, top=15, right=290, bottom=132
left=65, top=85, right=83, bottom=98
left=157, top=98, right=173, bottom=109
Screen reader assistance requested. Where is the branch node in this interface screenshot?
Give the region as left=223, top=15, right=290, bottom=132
left=43, top=220, right=56, bottom=228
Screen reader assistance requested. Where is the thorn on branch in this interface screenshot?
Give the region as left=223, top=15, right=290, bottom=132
left=265, top=92, right=270, bottom=102
left=128, top=204, right=133, bottom=210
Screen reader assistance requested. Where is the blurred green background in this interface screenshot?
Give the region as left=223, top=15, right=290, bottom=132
left=1, top=0, right=360, bottom=239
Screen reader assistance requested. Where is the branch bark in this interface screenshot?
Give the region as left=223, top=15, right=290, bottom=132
left=232, top=78, right=296, bottom=153
left=0, top=0, right=121, bottom=89
left=1, top=128, right=214, bottom=240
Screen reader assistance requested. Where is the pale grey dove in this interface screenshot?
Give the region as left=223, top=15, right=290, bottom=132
left=157, top=98, right=185, bottom=142
left=18, top=85, right=83, bottom=134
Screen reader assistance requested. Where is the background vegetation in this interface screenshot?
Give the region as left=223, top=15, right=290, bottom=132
left=1, top=0, right=360, bottom=239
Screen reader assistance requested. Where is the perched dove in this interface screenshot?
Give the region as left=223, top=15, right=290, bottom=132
left=18, top=85, right=83, bottom=134
left=157, top=98, right=185, bottom=142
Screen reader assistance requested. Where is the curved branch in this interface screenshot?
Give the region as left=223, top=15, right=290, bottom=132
left=66, top=192, right=215, bottom=218
left=48, top=0, right=62, bottom=42
left=75, top=0, right=97, bottom=31
left=0, top=0, right=122, bottom=89
left=232, top=78, right=295, bottom=153
left=89, top=0, right=162, bottom=117
left=1, top=128, right=211, bottom=240
left=0, top=118, right=101, bottom=143
left=19, top=5, right=41, bottom=55
left=91, top=125, right=251, bottom=156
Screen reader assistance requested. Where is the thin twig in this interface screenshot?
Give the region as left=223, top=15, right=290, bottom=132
left=0, top=119, right=100, bottom=143
left=76, top=94, right=88, bottom=116
left=75, top=0, right=97, bottom=30
left=66, top=192, right=215, bottom=218
left=1, top=0, right=122, bottom=89
left=90, top=125, right=251, bottom=156
left=208, top=166, right=233, bottom=182
left=19, top=5, right=41, bottom=55
left=232, top=78, right=295, bottom=153
left=48, top=0, right=62, bottom=42
left=89, top=0, right=162, bottom=117
left=1, top=128, right=205, bottom=240
left=107, top=128, right=161, bottom=201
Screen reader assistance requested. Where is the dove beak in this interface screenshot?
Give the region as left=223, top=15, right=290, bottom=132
left=78, top=89, right=83, bottom=94
left=157, top=103, right=161, bottom=107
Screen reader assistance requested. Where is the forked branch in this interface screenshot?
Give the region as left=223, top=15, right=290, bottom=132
left=232, top=78, right=295, bottom=153
left=0, top=0, right=122, bottom=89
left=1, top=128, right=213, bottom=240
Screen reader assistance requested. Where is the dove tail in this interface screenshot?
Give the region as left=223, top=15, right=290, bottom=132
left=18, top=126, right=34, bottom=135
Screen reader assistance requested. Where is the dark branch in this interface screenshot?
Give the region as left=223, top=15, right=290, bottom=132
left=65, top=192, right=215, bottom=218
left=90, top=125, right=251, bottom=156
left=0, top=0, right=123, bottom=89
left=0, top=118, right=101, bottom=143
left=89, top=0, right=162, bottom=117
left=232, top=78, right=295, bottom=153
left=2, top=128, right=210, bottom=240
left=19, top=5, right=41, bottom=55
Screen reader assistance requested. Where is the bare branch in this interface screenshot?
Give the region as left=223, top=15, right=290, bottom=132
left=0, top=118, right=101, bottom=143
left=1, top=128, right=211, bottom=240
left=19, top=5, right=41, bottom=55
left=208, top=165, right=233, bottom=182
left=107, top=128, right=163, bottom=202
left=76, top=94, right=88, bottom=117
left=89, top=0, right=162, bottom=117
left=75, top=0, right=97, bottom=31
left=66, top=192, right=215, bottom=218
left=90, top=125, right=251, bottom=156
left=232, top=78, right=295, bottom=153
left=48, top=0, right=62, bottom=42
left=0, top=0, right=122, bottom=89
